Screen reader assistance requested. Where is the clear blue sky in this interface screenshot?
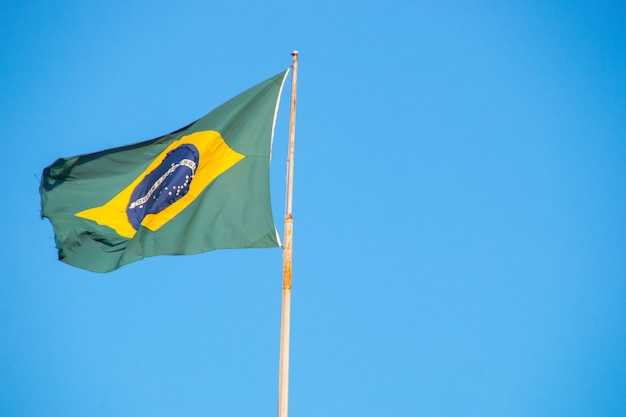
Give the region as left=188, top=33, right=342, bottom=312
left=2, top=1, right=625, bottom=416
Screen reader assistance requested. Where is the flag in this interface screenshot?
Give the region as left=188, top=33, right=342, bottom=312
left=40, top=70, right=289, bottom=273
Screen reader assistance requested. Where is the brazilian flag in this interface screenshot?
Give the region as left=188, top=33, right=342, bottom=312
left=40, top=70, right=289, bottom=273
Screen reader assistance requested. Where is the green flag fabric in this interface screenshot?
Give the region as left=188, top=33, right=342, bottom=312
left=40, top=70, right=288, bottom=273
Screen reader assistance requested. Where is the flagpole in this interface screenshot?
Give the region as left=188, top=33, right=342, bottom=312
left=278, top=50, right=298, bottom=417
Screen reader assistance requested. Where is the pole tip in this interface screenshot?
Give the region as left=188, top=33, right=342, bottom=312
left=291, top=50, right=299, bottom=56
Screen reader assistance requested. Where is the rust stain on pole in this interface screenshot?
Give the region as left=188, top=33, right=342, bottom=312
left=282, top=215, right=293, bottom=289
